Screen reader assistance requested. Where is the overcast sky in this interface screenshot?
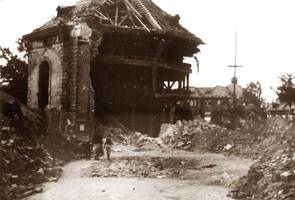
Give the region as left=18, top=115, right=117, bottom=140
left=1, top=0, right=295, bottom=102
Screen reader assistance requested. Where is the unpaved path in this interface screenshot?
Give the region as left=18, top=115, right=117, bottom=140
left=24, top=151, right=253, bottom=200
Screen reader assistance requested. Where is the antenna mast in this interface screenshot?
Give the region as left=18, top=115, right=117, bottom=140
left=228, top=28, right=243, bottom=129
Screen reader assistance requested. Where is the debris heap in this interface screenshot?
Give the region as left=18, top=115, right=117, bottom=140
left=85, top=156, right=202, bottom=180
left=159, top=118, right=233, bottom=152
left=230, top=118, right=295, bottom=200
left=0, top=92, right=80, bottom=200
left=0, top=128, right=62, bottom=200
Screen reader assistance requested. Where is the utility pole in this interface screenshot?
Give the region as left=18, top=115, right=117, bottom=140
left=228, top=29, right=242, bottom=129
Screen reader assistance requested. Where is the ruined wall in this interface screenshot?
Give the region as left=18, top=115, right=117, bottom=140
left=26, top=23, right=95, bottom=137
left=27, top=42, right=63, bottom=109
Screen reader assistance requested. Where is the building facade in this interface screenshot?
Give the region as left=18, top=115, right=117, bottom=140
left=23, top=0, right=203, bottom=136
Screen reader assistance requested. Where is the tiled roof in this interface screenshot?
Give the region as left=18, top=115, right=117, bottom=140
left=190, top=84, right=243, bottom=99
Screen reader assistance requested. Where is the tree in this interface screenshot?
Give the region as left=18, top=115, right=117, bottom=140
left=276, top=74, right=295, bottom=109
left=0, top=46, right=28, bottom=104
left=243, top=81, right=265, bottom=109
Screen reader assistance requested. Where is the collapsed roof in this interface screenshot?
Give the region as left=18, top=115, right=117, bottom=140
left=25, top=0, right=203, bottom=47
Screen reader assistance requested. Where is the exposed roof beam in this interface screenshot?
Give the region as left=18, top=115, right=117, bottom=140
left=118, top=14, right=129, bottom=26
left=130, top=0, right=162, bottom=30
left=115, top=2, right=119, bottom=26
left=94, top=9, right=108, bottom=20
left=133, top=14, right=150, bottom=32
left=105, top=11, right=114, bottom=25
left=123, top=0, right=142, bottom=18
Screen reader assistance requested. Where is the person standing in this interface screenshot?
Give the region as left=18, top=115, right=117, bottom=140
left=104, top=134, right=113, bottom=160
left=92, top=132, right=103, bottom=160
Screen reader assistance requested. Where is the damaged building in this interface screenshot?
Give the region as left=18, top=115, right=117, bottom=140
left=23, top=0, right=203, bottom=136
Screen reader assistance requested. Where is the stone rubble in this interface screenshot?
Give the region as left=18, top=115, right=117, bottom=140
left=84, top=156, right=202, bottom=180
left=0, top=92, right=80, bottom=200
left=104, top=116, right=295, bottom=200
left=0, top=126, right=63, bottom=200
left=229, top=117, right=295, bottom=200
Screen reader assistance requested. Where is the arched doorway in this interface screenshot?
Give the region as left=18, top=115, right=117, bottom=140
left=38, top=61, right=50, bottom=110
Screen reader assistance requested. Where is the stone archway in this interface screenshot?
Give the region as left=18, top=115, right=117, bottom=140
left=38, top=61, right=50, bottom=110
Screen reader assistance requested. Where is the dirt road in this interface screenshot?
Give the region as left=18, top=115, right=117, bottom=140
left=24, top=150, right=253, bottom=200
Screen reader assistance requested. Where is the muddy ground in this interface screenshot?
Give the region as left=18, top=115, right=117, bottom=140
left=23, top=149, right=253, bottom=200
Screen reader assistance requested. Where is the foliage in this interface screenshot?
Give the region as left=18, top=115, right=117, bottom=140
left=0, top=46, right=28, bottom=104
left=243, top=81, right=265, bottom=109
left=276, top=74, right=295, bottom=108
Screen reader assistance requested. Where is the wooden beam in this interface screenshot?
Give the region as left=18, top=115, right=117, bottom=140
left=134, top=14, right=150, bottom=32
left=132, top=0, right=162, bottom=30
left=115, top=2, right=119, bottom=26
left=118, top=14, right=129, bottom=26
left=125, top=5, right=137, bottom=27
left=105, top=0, right=114, bottom=5
left=128, top=12, right=136, bottom=27
left=94, top=9, right=109, bottom=20
left=98, top=55, right=192, bottom=73
left=123, top=0, right=142, bottom=18
left=105, top=11, right=114, bottom=25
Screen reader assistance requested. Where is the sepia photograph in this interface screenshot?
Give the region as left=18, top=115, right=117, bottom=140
left=0, top=0, right=294, bottom=199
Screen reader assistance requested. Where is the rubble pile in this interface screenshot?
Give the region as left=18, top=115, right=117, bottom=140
left=85, top=156, right=201, bottom=179
left=0, top=119, right=63, bottom=199
left=158, top=116, right=293, bottom=156
left=0, top=92, right=79, bottom=200
left=101, top=125, right=163, bottom=151
left=159, top=118, right=233, bottom=152
left=229, top=117, right=295, bottom=200
left=102, top=126, right=129, bottom=145
left=230, top=141, right=295, bottom=200
left=242, top=116, right=292, bottom=156
left=157, top=116, right=295, bottom=199
left=129, top=132, right=163, bottom=151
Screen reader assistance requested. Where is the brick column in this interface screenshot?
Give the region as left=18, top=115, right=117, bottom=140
left=69, top=37, right=79, bottom=112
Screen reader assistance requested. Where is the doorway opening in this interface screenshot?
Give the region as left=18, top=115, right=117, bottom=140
left=38, top=61, right=50, bottom=110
